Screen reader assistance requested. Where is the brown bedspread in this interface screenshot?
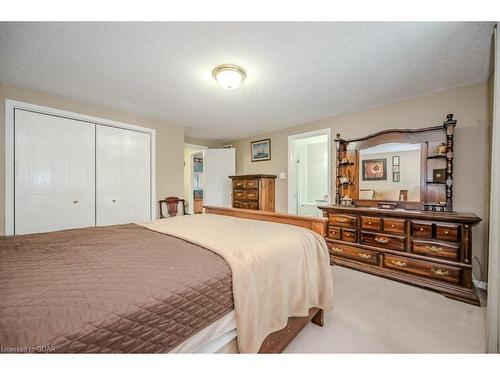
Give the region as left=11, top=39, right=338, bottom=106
left=0, top=224, right=233, bottom=353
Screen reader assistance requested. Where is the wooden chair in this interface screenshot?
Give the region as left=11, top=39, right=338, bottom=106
left=159, top=197, right=187, bottom=218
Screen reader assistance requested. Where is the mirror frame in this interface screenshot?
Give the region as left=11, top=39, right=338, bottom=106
left=334, top=114, right=457, bottom=212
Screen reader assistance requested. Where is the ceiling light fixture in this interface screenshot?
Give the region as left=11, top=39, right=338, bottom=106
left=212, top=64, right=246, bottom=90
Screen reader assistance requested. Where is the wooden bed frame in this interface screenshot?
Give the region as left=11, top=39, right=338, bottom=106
left=204, top=206, right=328, bottom=353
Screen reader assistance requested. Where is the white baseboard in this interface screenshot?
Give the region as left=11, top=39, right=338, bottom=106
left=474, top=280, right=488, bottom=290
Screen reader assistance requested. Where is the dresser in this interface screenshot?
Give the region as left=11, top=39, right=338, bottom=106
left=319, top=205, right=481, bottom=305
left=229, top=174, right=276, bottom=212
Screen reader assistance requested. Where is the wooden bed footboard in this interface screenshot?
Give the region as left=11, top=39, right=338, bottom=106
left=203, top=206, right=328, bottom=236
left=258, top=308, right=324, bottom=353
left=204, top=206, right=329, bottom=353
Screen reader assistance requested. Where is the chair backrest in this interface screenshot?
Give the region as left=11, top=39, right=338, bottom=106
left=159, top=197, right=186, bottom=218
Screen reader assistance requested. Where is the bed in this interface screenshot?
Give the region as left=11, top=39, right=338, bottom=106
left=0, top=206, right=333, bottom=353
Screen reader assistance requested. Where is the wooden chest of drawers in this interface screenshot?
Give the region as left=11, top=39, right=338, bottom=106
left=230, top=174, right=276, bottom=212
left=319, top=205, right=481, bottom=305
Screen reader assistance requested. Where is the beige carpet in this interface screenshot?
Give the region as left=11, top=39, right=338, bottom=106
left=284, top=266, right=486, bottom=353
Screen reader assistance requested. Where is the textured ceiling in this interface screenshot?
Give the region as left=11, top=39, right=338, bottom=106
left=0, top=22, right=494, bottom=140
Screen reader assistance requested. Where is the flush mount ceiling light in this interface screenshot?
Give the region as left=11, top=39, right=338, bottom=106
left=212, top=64, right=246, bottom=90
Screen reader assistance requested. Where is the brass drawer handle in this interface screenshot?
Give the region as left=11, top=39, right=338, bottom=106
left=358, top=253, right=371, bottom=259
left=331, top=247, right=343, bottom=253
left=431, top=268, right=449, bottom=276
left=368, top=221, right=372, bottom=225
left=391, top=224, right=395, bottom=228
left=345, top=233, right=351, bottom=237
left=391, top=259, right=407, bottom=267
left=425, top=245, right=443, bottom=253
left=419, top=227, right=424, bottom=232
left=375, top=237, right=388, bottom=244
left=330, top=230, right=337, bottom=234
left=444, top=230, right=450, bottom=235
left=336, top=217, right=348, bottom=223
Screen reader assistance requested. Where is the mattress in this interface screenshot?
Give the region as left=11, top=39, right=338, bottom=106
left=0, top=224, right=234, bottom=353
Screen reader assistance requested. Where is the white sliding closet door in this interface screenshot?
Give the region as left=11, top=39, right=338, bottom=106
left=96, top=125, right=151, bottom=226
left=14, top=109, right=96, bottom=234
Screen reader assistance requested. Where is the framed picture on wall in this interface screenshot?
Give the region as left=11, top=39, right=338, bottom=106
left=251, top=139, right=271, bottom=162
left=362, top=158, right=387, bottom=180
left=392, top=155, right=400, bottom=166
left=393, top=171, right=400, bottom=182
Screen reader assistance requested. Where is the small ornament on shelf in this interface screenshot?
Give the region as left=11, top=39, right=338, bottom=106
left=339, top=195, right=353, bottom=206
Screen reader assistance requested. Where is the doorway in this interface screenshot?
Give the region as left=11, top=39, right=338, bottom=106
left=288, top=129, right=331, bottom=216
left=184, top=144, right=207, bottom=214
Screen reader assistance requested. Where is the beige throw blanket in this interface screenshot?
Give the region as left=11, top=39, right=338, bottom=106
left=141, top=214, right=333, bottom=353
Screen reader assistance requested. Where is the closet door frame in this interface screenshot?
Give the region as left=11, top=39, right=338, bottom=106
left=4, top=99, right=156, bottom=235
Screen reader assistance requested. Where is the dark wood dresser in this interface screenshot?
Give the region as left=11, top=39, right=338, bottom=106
left=229, top=174, right=276, bottom=212
left=319, top=205, right=481, bottom=305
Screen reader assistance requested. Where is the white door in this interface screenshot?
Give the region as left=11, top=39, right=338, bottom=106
left=96, top=125, right=151, bottom=226
left=14, top=109, right=95, bottom=234
left=204, top=148, right=236, bottom=208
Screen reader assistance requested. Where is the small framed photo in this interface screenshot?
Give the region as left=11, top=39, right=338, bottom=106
left=393, top=165, right=400, bottom=173
left=362, top=158, right=387, bottom=181
left=251, top=139, right=271, bottom=162
left=392, top=155, right=400, bottom=166
left=393, top=172, right=400, bottom=182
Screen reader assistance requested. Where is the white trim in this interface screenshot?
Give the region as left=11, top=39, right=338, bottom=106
left=4, top=99, right=157, bottom=234
left=287, top=128, right=332, bottom=215
left=487, top=25, right=500, bottom=354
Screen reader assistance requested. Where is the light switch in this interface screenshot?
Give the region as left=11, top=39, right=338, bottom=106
left=279, top=172, right=286, bottom=179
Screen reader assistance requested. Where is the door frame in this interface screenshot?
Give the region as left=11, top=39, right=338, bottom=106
left=4, top=99, right=156, bottom=235
left=184, top=143, right=207, bottom=215
left=287, top=128, right=332, bottom=215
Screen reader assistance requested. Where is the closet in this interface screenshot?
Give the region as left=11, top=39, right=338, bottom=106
left=12, top=108, right=152, bottom=235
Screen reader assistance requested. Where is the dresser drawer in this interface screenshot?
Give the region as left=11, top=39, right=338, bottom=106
left=329, top=214, right=357, bottom=228
left=328, top=226, right=341, bottom=240
left=411, top=221, right=432, bottom=238
left=361, top=231, right=405, bottom=251
left=435, top=223, right=460, bottom=242
left=233, top=180, right=245, bottom=189
left=383, top=218, right=406, bottom=235
left=233, top=190, right=245, bottom=199
left=244, top=189, right=259, bottom=200
left=233, top=200, right=258, bottom=210
left=341, top=228, right=357, bottom=243
left=244, top=179, right=258, bottom=189
left=383, top=254, right=461, bottom=284
left=328, top=243, right=379, bottom=266
left=412, top=240, right=459, bottom=260
left=361, top=216, right=381, bottom=231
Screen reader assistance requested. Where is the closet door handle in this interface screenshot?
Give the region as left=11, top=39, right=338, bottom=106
left=72, top=200, right=78, bottom=204
left=112, top=199, right=117, bottom=203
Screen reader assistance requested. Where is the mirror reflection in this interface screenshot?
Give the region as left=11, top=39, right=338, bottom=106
left=358, top=143, right=421, bottom=202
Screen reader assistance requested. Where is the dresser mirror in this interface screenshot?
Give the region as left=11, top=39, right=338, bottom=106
left=335, top=114, right=456, bottom=212
left=358, top=143, right=421, bottom=202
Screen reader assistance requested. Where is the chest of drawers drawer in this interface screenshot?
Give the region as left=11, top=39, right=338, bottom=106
left=233, top=180, right=245, bottom=189
left=329, top=214, right=357, bottom=228
left=341, top=228, right=357, bottom=242
left=233, top=190, right=245, bottom=199
left=328, top=226, right=341, bottom=240
left=411, top=221, right=433, bottom=238
left=361, top=216, right=381, bottom=231
left=383, top=218, right=406, bottom=235
left=328, top=243, right=379, bottom=266
left=435, top=223, right=460, bottom=242
left=244, top=179, right=258, bottom=189
left=361, top=231, right=405, bottom=251
left=244, top=189, right=259, bottom=200
left=411, top=240, right=459, bottom=260
left=383, top=254, right=461, bottom=284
